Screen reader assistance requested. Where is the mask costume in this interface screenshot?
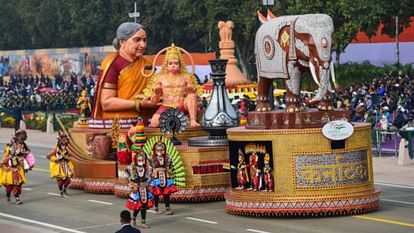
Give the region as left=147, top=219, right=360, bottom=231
left=47, top=131, right=75, bottom=197
left=149, top=141, right=178, bottom=215
left=0, top=130, right=33, bottom=204
left=124, top=149, right=154, bottom=228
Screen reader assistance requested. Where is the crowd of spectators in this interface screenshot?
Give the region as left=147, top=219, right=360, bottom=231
left=0, top=72, right=96, bottom=113
left=334, top=71, right=414, bottom=131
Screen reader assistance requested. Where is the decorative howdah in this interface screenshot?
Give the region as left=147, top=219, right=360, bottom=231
left=247, top=109, right=352, bottom=129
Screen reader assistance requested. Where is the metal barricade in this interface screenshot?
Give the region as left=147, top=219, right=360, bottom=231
left=374, top=128, right=399, bottom=157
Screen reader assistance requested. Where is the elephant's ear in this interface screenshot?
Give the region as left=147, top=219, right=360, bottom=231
left=257, top=10, right=267, bottom=24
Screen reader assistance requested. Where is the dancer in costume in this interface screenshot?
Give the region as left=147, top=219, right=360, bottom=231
left=143, top=44, right=202, bottom=128
left=0, top=130, right=33, bottom=204
left=47, top=132, right=75, bottom=197
left=149, top=141, right=178, bottom=215
left=125, top=150, right=154, bottom=229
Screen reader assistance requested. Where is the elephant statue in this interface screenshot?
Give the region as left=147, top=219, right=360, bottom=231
left=255, top=14, right=335, bottom=112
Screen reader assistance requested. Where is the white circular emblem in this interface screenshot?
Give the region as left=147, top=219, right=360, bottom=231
left=263, top=35, right=275, bottom=59
left=322, top=120, right=354, bottom=141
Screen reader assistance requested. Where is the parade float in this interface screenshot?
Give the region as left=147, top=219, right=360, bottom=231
left=224, top=13, right=380, bottom=217
left=60, top=21, right=244, bottom=202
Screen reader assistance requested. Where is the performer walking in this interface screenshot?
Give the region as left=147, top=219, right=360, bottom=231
left=47, top=132, right=75, bottom=197
left=0, top=130, right=34, bottom=204
left=125, top=150, right=154, bottom=228
left=149, top=141, right=177, bottom=215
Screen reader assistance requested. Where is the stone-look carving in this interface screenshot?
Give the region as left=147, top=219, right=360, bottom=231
left=218, top=21, right=234, bottom=47
left=255, top=14, right=335, bottom=112
left=217, top=20, right=250, bottom=87
left=86, top=133, right=112, bottom=160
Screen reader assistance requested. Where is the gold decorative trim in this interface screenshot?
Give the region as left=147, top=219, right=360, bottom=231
left=102, top=83, right=117, bottom=89
left=227, top=124, right=371, bottom=137
left=225, top=188, right=380, bottom=203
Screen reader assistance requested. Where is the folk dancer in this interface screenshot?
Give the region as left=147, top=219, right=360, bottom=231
left=47, top=132, right=75, bottom=197
left=149, top=141, right=178, bottom=215
left=0, top=130, right=34, bottom=204
left=125, top=150, right=154, bottom=229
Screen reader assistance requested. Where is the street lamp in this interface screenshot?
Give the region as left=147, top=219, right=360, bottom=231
left=128, top=1, right=140, bottom=23
left=262, top=0, right=275, bottom=11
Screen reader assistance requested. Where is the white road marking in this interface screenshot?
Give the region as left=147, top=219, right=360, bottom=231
left=381, top=199, right=414, bottom=205
left=0, top=212, right=86, bottom=233
left=88, top=199, right=113, bottom=205
left=76, top=222, right=119, bottom=230
left=47, top=192, right=62, bottom=197
left=22, top=188, right=32, bottom=191
left=381, top=194, right=414, bottom=198
left=375, top=182, right=414, bottom=189
left=185, top=217, right=218, bottom=224
left=246, top=229, right=271, bottom=233
left=147, top=210, right=157, bottom=214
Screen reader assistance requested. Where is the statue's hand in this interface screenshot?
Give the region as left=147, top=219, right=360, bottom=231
left=154, top=84, right=163, bottom=96
left=140, top=99, right=161, bottom=109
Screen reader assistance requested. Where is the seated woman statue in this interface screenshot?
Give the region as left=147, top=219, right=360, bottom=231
left=92, top=22, right=157, bottom=120
left=143, top=44, right=203, bottom=128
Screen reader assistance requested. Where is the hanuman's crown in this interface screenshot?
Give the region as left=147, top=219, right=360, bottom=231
left=165, top=43, right=182, bottom=61
left=244, top=143, right=266, bottom=154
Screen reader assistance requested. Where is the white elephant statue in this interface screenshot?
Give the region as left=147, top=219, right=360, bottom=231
left=255, top=14, right=335, bottom=112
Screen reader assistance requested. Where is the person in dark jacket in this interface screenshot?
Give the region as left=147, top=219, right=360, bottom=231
left=115, top=210, right=141, bottom=233
left=12, top=103, right=23, bottom=132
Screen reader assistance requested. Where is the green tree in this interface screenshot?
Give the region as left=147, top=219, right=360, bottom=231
left=281, top=0, right=413, bottom=63
left=0, top=0, right=31, bottom=50
left=1, top=0, right=413, bottom=75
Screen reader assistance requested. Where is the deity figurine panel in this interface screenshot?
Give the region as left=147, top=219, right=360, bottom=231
left=228, top=141, right=273, bottom=192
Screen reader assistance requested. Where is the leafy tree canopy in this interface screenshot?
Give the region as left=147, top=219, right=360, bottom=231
left=0, top=0, right=412, bottom=77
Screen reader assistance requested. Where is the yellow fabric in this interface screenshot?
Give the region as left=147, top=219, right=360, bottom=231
left=0, top=148, right=27, bottom=186
left=93, top=53, right=152, bottom=119
left=1, top=167, right=26, bottom=186
left=49, top=156, right=75, bottom=180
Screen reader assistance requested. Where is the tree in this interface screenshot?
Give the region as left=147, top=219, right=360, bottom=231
left=0, top=1, right=31, bottom=50
left=281, top=0, right=413, bottom=63
left=1, top=0, right=412, bottom=74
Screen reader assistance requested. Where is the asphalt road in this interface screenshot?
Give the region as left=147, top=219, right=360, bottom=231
left=1, top=144, right=414, bottom=233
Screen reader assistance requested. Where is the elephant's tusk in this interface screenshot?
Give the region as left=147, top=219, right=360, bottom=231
left=309, top=61, right=321, bottom=88
left=330, top=61, right=337, bottom=89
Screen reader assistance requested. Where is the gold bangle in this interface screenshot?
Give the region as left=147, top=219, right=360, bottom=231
left=134, top=99, right=141, bottom=112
